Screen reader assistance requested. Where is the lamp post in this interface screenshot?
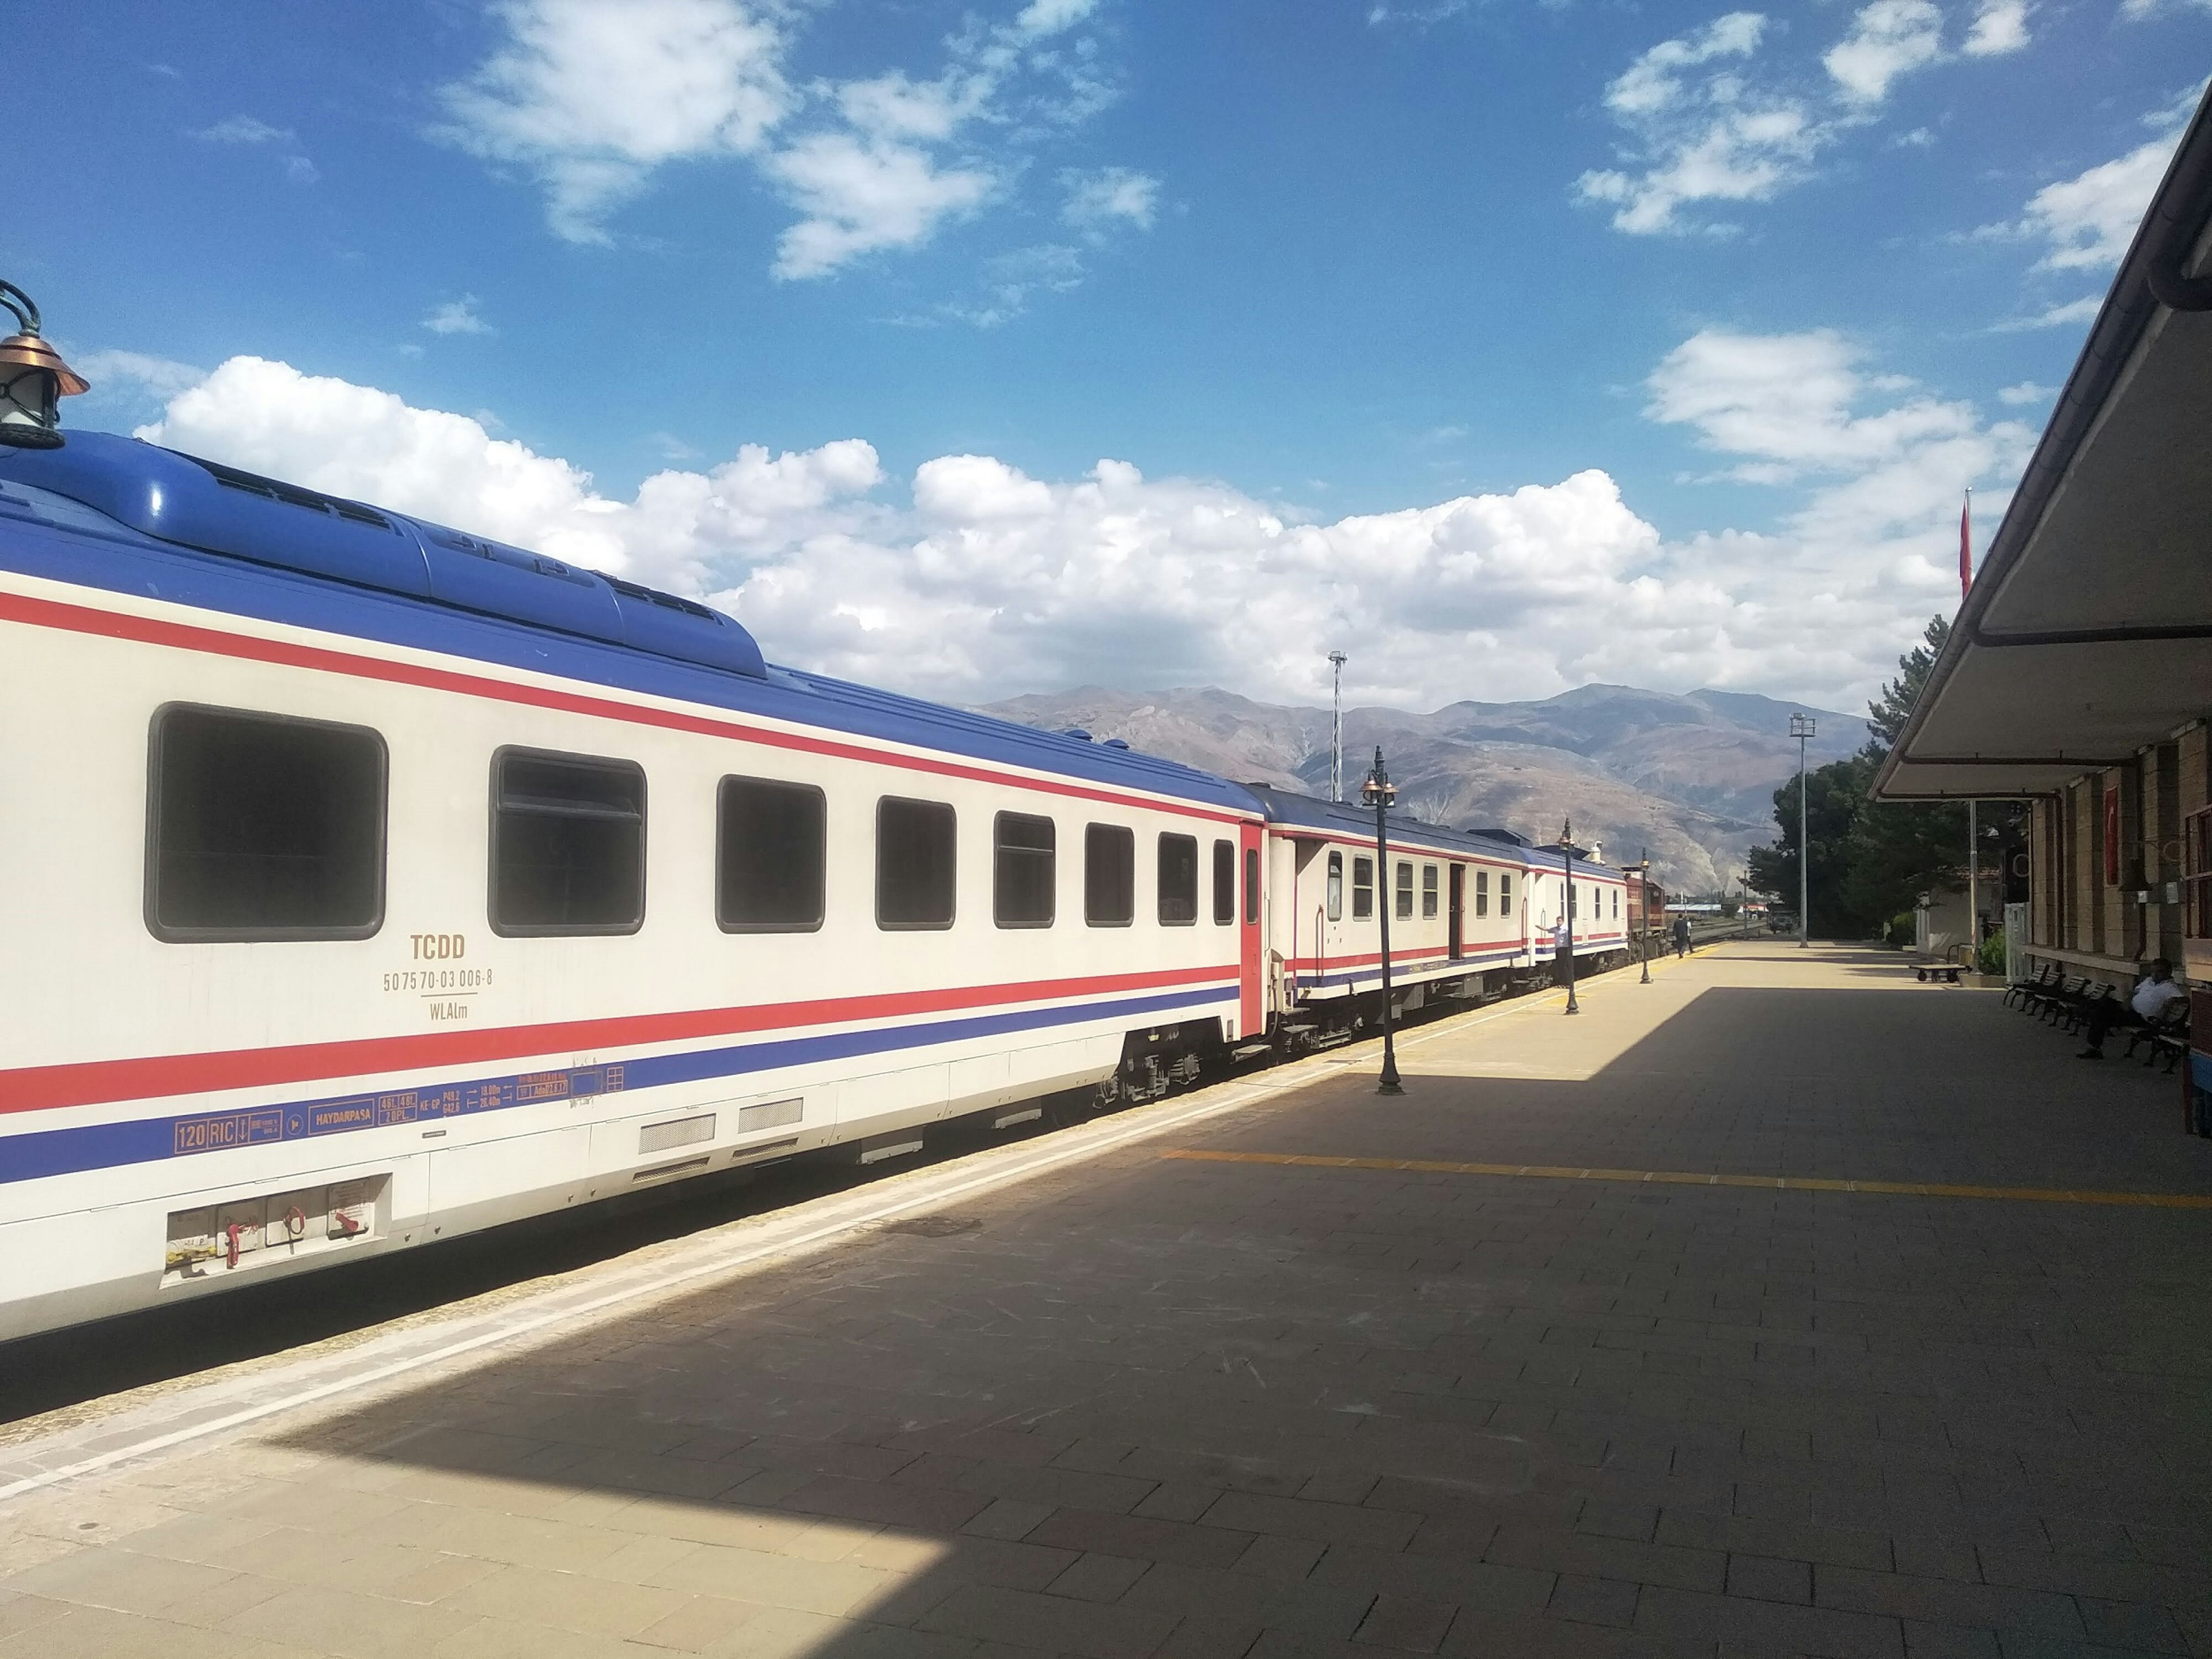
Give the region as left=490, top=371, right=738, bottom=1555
left=1559, top=817, right=1580, bottom=1016
left=0, top=281, right=89, bottom=449
left=1789, top=713, right=1815, bottom=949
left=1361, top=747, right=1403, bottom=1095
left=1638, top=850, right=1652, bottom=985
left=1329, top=650, right=1348, bottom=802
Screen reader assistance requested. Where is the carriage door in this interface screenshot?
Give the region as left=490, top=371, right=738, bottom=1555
left=1239, top=822, right=1264, bottom=1039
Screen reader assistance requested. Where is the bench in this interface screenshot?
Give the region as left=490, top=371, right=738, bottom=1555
left=2005, top=961, right=2062, bottom=1011
left=2122, top=999, right=2192, bottom=1073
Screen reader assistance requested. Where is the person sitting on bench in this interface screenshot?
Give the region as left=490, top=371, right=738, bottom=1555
left=2078, top=959, right=2184, bottom=1060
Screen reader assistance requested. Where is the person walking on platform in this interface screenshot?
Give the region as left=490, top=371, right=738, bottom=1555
left=2078, top=959, right=2184, bottom=1059
left=1672, top=915, right=1691, bottom=959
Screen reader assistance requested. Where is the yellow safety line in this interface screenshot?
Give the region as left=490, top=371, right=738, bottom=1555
left=1160, top=1149, right=2212, bottom=1209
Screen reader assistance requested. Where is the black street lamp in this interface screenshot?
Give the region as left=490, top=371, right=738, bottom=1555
left=1559, top=817, right=1580, bottom=1016
left=1638, top=850, right=1652, bottom=986
left=0, top=281, right=89, bottom=450
left=1361, top=747, right=1404, bottom=1096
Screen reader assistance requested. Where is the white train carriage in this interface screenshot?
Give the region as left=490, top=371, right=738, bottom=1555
left=1247, top=789, right=1627, bottom=1045
left=0, top=434, right=1268, bottom=1341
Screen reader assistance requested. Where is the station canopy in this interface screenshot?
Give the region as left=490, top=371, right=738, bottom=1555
left=1875, top=86, right=2212, bottom=802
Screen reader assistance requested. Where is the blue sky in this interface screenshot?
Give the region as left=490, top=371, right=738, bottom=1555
left=8, top=0, right=2207, bottom=712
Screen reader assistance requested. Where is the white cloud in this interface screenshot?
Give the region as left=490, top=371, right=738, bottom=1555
left=2121, top=0, right=2212, bottom=17
left=118, top=342, right=2033, bottom=714
left=196, top=115, right=289, bottom=145
left=1963, top=0, right=2030, bottom=55
left=71, top=350, right=207, bottom=404
left=1062, top=167, right=1159, bottom=233
left=1997, top=380, right=2053, bottom=404
left=1993, top=294, right=2103, bottom=329
left=439, top=0, right=1131, bottom=283
left=1824, top=0, right=1944, bottom=104
left=1577, top=14, right=1827, bottom=235
left=423, top=296, right=494, bottom=336
left=437, top=0, right=792, bottom=245
left=2007, top=138, right=2176, bottom=271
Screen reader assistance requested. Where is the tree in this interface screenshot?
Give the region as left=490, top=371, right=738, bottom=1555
left=1748, top=753, right=1877, bottom=935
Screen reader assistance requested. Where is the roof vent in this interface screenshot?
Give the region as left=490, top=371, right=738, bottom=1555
left=1102, top=737, right=1130, bottom=749
left=1062, top=728, right=1093, bottom=741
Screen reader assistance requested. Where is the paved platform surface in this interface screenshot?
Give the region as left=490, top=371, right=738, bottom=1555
left=5, top=944, right=2211, bottom=1659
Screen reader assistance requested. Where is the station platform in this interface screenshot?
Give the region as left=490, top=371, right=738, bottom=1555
left=5, top=943, right=2211, bottom=1659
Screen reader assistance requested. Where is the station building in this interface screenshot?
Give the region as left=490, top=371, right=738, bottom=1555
left=1875, top=86, right=2212, bottom=1007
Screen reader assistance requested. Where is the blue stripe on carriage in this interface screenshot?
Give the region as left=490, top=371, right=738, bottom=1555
left=0, top=983, right=1236, bottom=1185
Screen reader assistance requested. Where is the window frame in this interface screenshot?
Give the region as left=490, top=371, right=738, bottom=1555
left=993, top=810, right=1057, bottom=930
left=1245, top=846, right=1261, bottom=926
left=1499, top=872, right=1513, bottom=916
left=1352, top=855, right=1374, bottom=919
left=715, top=774, right=827, bottom=934
left=876, top=795, right=959, bottom=932
left=1395, top=859, right=1415, bottom=920
left=1326, top=850, right=1344, bottom=922
left=1085, top=822, right=1137, bottom=927
left=488, top=744, right=649, bottom=938
left=145, top=702, right=389, bottom=944
left=1212, top=838, right=1236, bottom=926
left=1475, top=868, right=1490, bottom=918
left=1158, top=832, right=1200, bottom=927
left=1421, top=862, right=1439, bottom=919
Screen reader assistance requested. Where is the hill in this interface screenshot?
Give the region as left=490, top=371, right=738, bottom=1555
left=975, top=683, right=1862, bottom=893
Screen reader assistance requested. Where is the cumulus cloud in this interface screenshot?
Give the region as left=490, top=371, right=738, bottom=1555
left=1577, top=14, right=1825, bottom=235
left=1963, top=0, right=2031, bottom=55
left=120, top=341, right=2029, bottom=713
left=437, top=0, right=793, bottom=244
left=1998, top=380, right=2053, bottom=404
left=438, top=0, right=1139, bottom=283
left=1824, top=0, right=1944, bottom=104
left=1062, top=167, right=1160, bottom=233
left=1580, top=3, right=2032, bottom=234
left=2004, top=137, right=2177, bottom=271
left=423, top=296, right=494, bottom=336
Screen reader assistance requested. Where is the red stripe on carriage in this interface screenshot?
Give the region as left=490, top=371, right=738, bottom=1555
left=0, top=964, right=1240, bottom=1115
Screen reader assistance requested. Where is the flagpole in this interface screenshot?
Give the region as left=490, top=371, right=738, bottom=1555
left=1963, top=487, right=1978, bottom=965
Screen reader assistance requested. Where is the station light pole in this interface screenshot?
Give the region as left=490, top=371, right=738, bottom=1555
left=1638, top=850, right=1652, bottom=985
left=1362, top=748, right=1404, bottom=1094
left=1559, top=817, right=1580, bottom=1016
left=1790, top=713, right=1815, bottom=949
left=1329, top=650, right=1348, bottom=802
left=0, top=280, right=90, bottom=449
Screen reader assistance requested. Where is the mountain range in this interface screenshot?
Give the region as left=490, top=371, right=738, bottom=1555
left=976, top=683, right=1865, bottom=893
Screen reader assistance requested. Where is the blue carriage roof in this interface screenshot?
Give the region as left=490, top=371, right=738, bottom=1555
left=0, top=430, right=1260, bottom=813
left=1243, top=785, right=1599, bottom=867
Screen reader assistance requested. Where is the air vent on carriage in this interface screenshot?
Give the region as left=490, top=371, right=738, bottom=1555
left=188, top=456, right=397, bottom=531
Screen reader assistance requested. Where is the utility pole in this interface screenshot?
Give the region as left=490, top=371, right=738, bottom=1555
left=1790, top=714, right=1815, bottom=949
left=1362, top=748, right=1403, bottom=1094
left=1329, top=650, right=1347, bottom=802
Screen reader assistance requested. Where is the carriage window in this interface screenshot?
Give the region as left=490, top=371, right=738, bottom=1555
left=1086, top=824, right=1135, bottom=926
left=1422, top=864, right=1439, bottom=919
left=878, top=797, right=956, bottom=929
left=1475, top=869, right=1490, bottom=917
left=1213, top=839, right=1236, bottom=925
left=994, top=812, right=1055, bottom=929
left=1394, top=861, right=1414, bottom=919
left=148, top=704, right=386, bottom=941
left=491, top=748, right=644, bottom=935
left=717, top=776, right=824, bottom=932
left=1499, top=873, right=1512, bottom=916
left=1352, top=857, right=1374, bottom=919
left=1326, top=851, right=1343, bottom=922
left=1245, top=847, right=1260, bottom=925
left=1612, top=888, right=1620, bottom=919
left=1159, top=833, right=1199, bottom=925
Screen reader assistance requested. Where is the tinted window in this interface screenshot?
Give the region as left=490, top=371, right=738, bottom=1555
left=1499, top=872, right=1513, bottom=915
left=717, top=776, right=824, bottom=932
left=994, top=812, right=1055, bottom=928
left=148, top=705, right=385, bottom=941
left=491, top=748, right=644, bottom=935
left=878, top=797, right=956, bottom=929
left=1475, top=869, right=1491, bottom=918
left=1326, top=851, right=1343, bottom=922
left=1353, top=857, right=1374, bottom=919
left=1245, top=847, right=1260, bottom=925
left=1213, top=839, right=1236, bottom=925
left=1422, top=864, right=1439, bottom=919
left=1158, top=833, right=1199, bottom=925
left=1086, top=824, right=1135, bottom=926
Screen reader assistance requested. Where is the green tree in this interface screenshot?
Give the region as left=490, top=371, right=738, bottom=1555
left=1748, top=753, right=1877, bottom=935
